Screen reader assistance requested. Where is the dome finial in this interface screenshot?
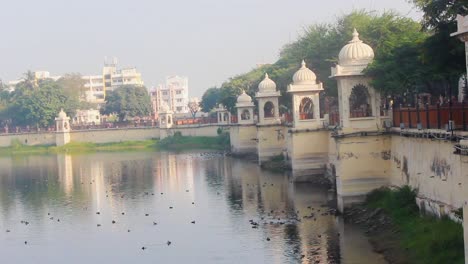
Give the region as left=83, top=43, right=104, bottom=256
left=351, top=28, right=361, bottom=42
left=265, top=73, right=269, bottom=79
left=301, top=60, right=306, bottom=68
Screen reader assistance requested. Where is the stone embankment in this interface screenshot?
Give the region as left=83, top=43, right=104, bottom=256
left=344, top=206, right=408, bottom=264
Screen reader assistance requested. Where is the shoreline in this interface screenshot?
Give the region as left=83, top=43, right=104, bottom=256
left=0, top=140, right=159, bottom=156
left=0, top=134, right=230, bottom=156
left=343, top=187, right=464, bottom=264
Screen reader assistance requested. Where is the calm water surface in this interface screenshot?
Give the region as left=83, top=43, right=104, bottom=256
left=0, top=151, right=386, bottom=264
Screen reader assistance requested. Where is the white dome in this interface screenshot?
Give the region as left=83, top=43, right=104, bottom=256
left=338, top=29, right=374, bottom=66
left=292, top=60, right=317, bottom=85
left=258, top=73, right=277, bottom=93
left=237, top=90, right=252, bottom=104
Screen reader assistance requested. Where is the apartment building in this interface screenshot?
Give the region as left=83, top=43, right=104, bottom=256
left=151, top=75, right=189, bottom=117
left=83, top=59, right=144, bottom=104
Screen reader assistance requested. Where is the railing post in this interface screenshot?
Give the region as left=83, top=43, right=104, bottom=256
left=425, top=103, right=430, bottom=129
left=463, top=101, right=467, bottom=131
left=437, top=104, right=441, bottom=129
left=399, top=104, right=403, bottom=128
left=408, top=107, right=412, bottom=129
left=416, top=101, right=420, bottom=128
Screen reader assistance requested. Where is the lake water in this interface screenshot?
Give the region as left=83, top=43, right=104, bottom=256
left=0, top=151, right=386, bottom=264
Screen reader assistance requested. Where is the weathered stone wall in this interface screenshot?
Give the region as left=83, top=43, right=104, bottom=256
left=229, top=125, right=257, bottom=155
left=256, top=125, right=287, bottom=164
left=159, top=125, right=221, bottom=139
left=390, top=135, right=468, bottom=216
left=334, top=135, right=392, bottom=212
left=465, top=203, right=468, bottom=264
left=0, top=132, right=56, bottom=147
left=70, top=128, right=160, bottom=144
left=286, top=130, right=330, bottom=181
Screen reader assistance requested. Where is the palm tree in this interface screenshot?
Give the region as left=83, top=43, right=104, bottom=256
left=22, top=70, right=36, bottom=90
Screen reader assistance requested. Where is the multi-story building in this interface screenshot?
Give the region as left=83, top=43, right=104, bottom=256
left=151, top=75, right=189, bottom=118
left=83, top=59, right=144, bottom=104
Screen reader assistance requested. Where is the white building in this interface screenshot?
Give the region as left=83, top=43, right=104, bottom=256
left=73, top=109, right=101, bottom=125
left=83, top=59, right=144, bottom=104
left=151, top=75, right=190, bottom=117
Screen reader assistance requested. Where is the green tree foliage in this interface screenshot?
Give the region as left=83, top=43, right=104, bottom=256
left=101, top=85, right=152, bottom=121
left=200, top=11, right=426, bottom=112
left=7, top=81, right=78, bottom=127
left=366, top=1, right=467, bottom=98
left=409, top=0, right=468, bottom=30
left=200, top=87, right=221, bottom=112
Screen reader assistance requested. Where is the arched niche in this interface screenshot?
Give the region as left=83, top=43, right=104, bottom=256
left=241, top=109, right=251, bottom=120
left=349, top=84, right=372, bottom=118
left=299, top=97, right=314, bottom=120
left=264, top=101, right=275, bottom=118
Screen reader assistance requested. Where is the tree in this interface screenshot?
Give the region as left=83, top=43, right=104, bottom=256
left=200, top=87, right=220, bottom=112
left=409, top=0, right=468, bottom=30
left=201, top=11, right=428, bottom=112
left=188, top=99, right=200, bottom=118
left=101, top=85, right=152, bottom=121
left=8, top=81, right=78, bottom=127
left=402, top=0, right=468, bottom=98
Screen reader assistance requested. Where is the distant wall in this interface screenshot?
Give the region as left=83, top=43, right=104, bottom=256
left=0, top=132, right=56, bottom=147
left=160, top=125, right=221, bottom=139
left=70, top=128, right=160, bottom=144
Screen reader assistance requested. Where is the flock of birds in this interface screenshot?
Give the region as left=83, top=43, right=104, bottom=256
left=2, top=156, right=339, bottom=263
left=4, top=190, right=198, bottom=251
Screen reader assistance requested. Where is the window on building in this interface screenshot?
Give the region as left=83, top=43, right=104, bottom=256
left=176, top=107, right=182, bottom=111
left=176, top=90, right=182, bottom=95
left=177, top=99, right=182, bottom=103
left=162, top=91, right=168, bottom=96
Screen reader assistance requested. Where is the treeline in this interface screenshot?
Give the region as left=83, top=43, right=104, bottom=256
left=201, top=1, right=467, bottom=114
left=0, top=72, right=152, bottom=127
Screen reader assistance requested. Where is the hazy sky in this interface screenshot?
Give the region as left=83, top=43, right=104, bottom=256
left=0, top=0, right=421, bottom=97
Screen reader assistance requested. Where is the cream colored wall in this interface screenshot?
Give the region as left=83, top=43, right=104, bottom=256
left=256, top=125, right=286, bottom=163
left=230, top=125, right=257, bottom=154
left=0, top=133, right=56, bottom=147
left=70, top=128, right=160, bottom=144
left=287, top=130, right=330, bottom=181
left=171, top=125, right=220, bottom=137
left=334, top=135, right=391, bottom=211
left=390, top=135, right=468, bottom=216
left=465, top=203, right=468, bottom=264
